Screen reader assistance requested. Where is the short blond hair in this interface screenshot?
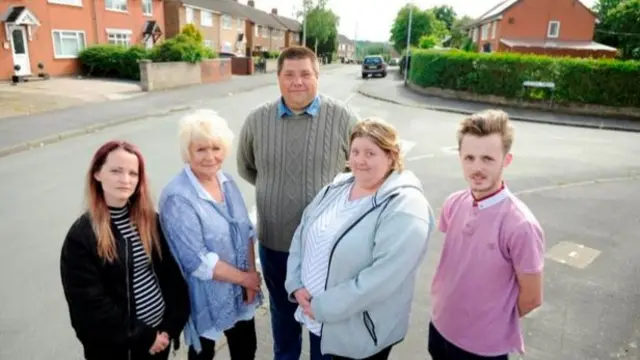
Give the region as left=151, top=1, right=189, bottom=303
left=457, top=109, right=514, bottom=153
left=178, top=109, right=234, bottom=162
left=349, top=117, right=404, bottom=172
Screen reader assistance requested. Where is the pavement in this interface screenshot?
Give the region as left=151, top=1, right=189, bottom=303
left=0, top=77, right=144, bottom=119
left=1, top=64, right=640, bottom=360
left=0, top=63, right=347, bottom=158
left=357, top=68, right=640, bottom=133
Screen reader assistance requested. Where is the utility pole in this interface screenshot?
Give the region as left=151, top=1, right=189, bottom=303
left=354, top=21, right=358, bottom=61
left=302, top=0, right=308, bottom=47
left=404, top=3, right=413, bottom=83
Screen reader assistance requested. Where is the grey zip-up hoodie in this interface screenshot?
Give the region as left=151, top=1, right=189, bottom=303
left=285, top=170, right=435, bottom=358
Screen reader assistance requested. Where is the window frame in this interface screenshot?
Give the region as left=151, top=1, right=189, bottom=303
left=547, top=21, right=560, bottom=38
left=51, top=30, right=87, bottom=59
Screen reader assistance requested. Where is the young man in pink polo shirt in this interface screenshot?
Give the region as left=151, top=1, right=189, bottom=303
left=429, top=109, right=545, bottom=359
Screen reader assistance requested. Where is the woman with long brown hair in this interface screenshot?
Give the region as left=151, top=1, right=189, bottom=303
left=60, top=140, right=190, bottom=360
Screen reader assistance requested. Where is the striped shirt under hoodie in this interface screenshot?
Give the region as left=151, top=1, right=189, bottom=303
left=110, top=206, right=165, bottom=327
left=295, top=183, right=372, bottom=335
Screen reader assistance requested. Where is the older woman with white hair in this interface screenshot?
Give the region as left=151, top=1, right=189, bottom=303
left=158, top=109, right=263, bottom=360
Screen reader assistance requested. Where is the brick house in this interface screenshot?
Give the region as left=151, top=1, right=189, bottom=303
left=337, top=34, right=355, bottom=62
left=240, top=0, right=287, bottom=53
left=466, top=0, right=617, bottom=58
left=164, top=0, right=248, bottom=55
left=270, top=9, right=302, bottom=48
left=0, top=0, right=164, bottom=80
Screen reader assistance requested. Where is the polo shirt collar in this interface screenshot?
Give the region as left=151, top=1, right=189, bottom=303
left=472, top=182, right=509, bottom=210
left=277, top=95, right=321, bottom=118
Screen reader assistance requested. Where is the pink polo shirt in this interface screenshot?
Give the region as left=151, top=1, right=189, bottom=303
left=430, top=185, right=544, bottom=356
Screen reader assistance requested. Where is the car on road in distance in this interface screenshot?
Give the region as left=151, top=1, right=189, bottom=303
left=362, top=55, right=387, bottom=78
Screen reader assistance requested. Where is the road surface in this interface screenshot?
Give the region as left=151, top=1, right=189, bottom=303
left=1, top=65, right=639, bottom=360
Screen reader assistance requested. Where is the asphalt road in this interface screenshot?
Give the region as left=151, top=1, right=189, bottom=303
left=1, top=65, right=639, bottom=360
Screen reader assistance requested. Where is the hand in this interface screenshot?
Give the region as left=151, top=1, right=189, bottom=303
left=149, top=332, right=169, bottom=355
left=245, top=288, right=257, bottom=304
left=241, top=271, right=262, bottom=291
left=294, top=288, right=313, bottom=319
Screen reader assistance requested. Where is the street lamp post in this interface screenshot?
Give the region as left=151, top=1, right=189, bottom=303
left=302, top=1, right=307, bottom=47
left=404, top=3, right=413, bottom=84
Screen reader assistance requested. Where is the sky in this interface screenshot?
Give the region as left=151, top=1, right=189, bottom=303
left=238, top=0, right=597, bottom=42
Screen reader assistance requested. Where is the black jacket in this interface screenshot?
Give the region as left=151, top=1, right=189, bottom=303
left=60, top=212, right=190, bottom=360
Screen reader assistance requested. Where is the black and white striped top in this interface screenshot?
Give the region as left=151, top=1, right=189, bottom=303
left=110, top=206, right=166, bottom=327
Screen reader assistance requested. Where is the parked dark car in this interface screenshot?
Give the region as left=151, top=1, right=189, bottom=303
left=361, top=55, right=387, bottom=78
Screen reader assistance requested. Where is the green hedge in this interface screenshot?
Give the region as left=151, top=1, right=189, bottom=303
left=78, top=33, right=216, bottom=80
left=78, top=44, right=150, bottom=80
left=409, top=50, right=640, bottom=108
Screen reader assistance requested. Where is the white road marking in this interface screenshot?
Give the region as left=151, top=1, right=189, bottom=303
left=399, top=139, right=416, bottom=156
left=406, top=153, right=435, bottom=162
left=440, top=146, right=458, bottom=154
left=345, top=92, right=356, bottom=104
left=550, top=136, right=610, bottom=143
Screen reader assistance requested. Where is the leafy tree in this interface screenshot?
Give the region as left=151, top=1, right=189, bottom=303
left=594, top=0, right=623, bottom=51
left=389, top=4, right=448, bottom=53
left=419, top=35, right=438, bottom=49
left=605, top=0, right=640, bottom=59
left=448, top=16, right=475, bottom=48
left=301, top=0, right=339, bottom=54
left=431, top=5, right=457, bottom=30
left=180, top=24, right=203, bottom=44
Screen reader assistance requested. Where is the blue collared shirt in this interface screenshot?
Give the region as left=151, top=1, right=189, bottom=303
left=277, top=95, right=321, bottom=118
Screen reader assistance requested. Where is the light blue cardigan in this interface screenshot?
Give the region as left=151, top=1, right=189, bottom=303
left=158, top=167, right=262, bottom=352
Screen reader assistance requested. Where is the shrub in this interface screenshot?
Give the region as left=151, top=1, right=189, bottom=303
left=409, top=50, right=640, bottom=108
left=78, top=44, right=150, bottom=80
left=150, top=32, right=216, bottom=63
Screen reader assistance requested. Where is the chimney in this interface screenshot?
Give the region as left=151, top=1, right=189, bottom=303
left=248, top=0, right=255, bottom=7
left=271, top=8, right=277, bottom=15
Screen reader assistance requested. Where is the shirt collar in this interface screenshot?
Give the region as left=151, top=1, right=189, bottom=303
left=184, top=165, right=228, bottom=202
left=472, top=182, right=510, bottom=210
left=277, top=95, right=321, bottom=119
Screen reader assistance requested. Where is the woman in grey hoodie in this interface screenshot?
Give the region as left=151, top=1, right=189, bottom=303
left=285, top=117, right=435, bottom=360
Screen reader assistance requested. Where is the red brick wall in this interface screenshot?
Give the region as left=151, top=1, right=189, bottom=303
left=500, top=0, right=596, bottom=41
left=200, top=59, right=232, bottom=83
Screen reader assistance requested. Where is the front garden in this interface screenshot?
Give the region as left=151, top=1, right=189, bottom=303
left=77, top=25, right=217, bottom=81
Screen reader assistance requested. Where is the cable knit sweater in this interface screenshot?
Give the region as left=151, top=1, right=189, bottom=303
left=237, top=94, right=359, bottom=252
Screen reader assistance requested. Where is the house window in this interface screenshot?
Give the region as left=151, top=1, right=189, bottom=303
left=481, top=24, right=488, bottom=41
left=185, top=7, right=194, bottom=23
left=472, top=28, right=478, bottom=42
left=201, top=11, right=213, bottom=27
left=261, top=26, right=268, bottom=38
left=142, top=0, right=152, bottom=15
left=48, top=0, right=82, bottom=6
left=107, top=29, right=132, bottom=47
left=237, top=18, right=244, bottom=30
left=203, top=40, right=215, bottom=49
left=105, top=0, right=127, bottom=12
left=547, top=21, right=560, bottom=38
left=222, top=15, right=232, bottom=29
left=52, top=30, right=86, bottom=58
left=492, top=21, right=497, bottom=39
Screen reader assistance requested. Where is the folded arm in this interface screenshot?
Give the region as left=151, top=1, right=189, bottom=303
left=159, top=195, right=249, bottom=286
left=60, top=231, right=156, bottom=351
left=311, top=211, right=432, bottom=323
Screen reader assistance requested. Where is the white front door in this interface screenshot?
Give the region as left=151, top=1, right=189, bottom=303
left=10, top=26, right=31, bottom=76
